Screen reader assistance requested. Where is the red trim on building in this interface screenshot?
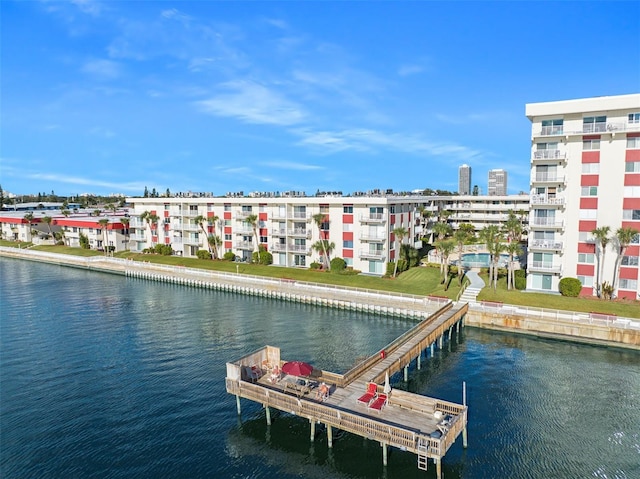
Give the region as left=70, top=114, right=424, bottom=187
left=583, top=134, right=601, bottom=141
left=164, top=210, right=170, bottom=218
left=576, top=264, right=595, bottom=276
left=622, top=221, right=640, bottom=229
left=626, top=245, right=639, bottom=256
left=224, top=226, right=231, bottom=234
left=224, top=212, right=231, bottom=220
left=628, top=132, right=640, bottom=138
left=343, top=249, right=353, bottom=258
left=625, top=149, right=640, bottom=161
left=580, top=175, right=599, bottom=186
left=579, top=197, right=598, bottom=209
left=620, top=267, right=638, bottom=280
left=259, top=228, right=267, bottom=236
left=390, top=250, right=395, bottom=261
left=165, top=237, right=170, bottom=244
left=343, top=231, right=353, bottom=241
left=623, top=198, right=640, bottom=209
left=390, top=233, right=395, bottom=242
left=225, top=241, right=232, bottom=249
left=581, top=151, right=600, bottom=163
left=259, top=213, right=267, bottom=221
left=618, top=290, right=636, bottom=300
left=579, top=287, right=593, bottom=297
left=577, top=242, right=595, bottom=253
left=207, top=211, right=216, bottom=218
left=343, top=214, right=353, bottom=223
left=624, top=174, right=640, bottom=186
left=390, top=214, right=395, bottom=225
left=579, top=220, right=597, bottom=232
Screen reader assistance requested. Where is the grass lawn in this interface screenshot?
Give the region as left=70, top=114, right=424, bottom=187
left=477, top=274, right=640, bottom=319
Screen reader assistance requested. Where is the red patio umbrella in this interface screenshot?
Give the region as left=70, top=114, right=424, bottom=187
left=281, top=361, right=313, bottom=377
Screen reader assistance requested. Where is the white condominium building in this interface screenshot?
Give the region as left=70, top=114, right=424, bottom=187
left=458, top=164, right=472, bottom=195
left=526, top=93, right=640, bottom=299
left=488, top=169, right=508, bottom=196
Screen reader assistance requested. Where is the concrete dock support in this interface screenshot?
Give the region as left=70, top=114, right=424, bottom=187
left=438, top=334, right=443, bottom=349
left=463, top=426, right=468, bottom=448
left=381, top=442, right=388, bottom=466
left=327, top=425, right=333, bottom=448
left=310, top=419, right=316, bottom=442
left=236, top=395, right=241, bottom=415
left=404, top=365, right=409, bottom=382
left=435, top=457, right=442, bottom=479
left=265, top=406, right=271, bottom=426
left=448, top=325, right=453, bottom=341
left=430, top=342, right=435, bottom=356
left=417, top=354, right=421, bottom=370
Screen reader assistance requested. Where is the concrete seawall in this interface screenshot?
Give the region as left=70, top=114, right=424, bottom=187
left=2, top=247, right=639, bottom=350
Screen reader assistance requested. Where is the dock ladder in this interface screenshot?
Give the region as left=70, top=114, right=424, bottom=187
left=417, top=437, right=429, bottom=470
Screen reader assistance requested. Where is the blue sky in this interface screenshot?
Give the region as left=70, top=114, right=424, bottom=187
left=2, top=1, right=639, bottom=198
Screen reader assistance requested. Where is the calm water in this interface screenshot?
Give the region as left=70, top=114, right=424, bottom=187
left=1, top=258, right=639, bottom=479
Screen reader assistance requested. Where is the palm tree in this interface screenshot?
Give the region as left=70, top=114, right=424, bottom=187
left=392, top=226, right=408, bottom=277
left=505, top=241, right=523, bottom=290
left=312, top=213, right=331, bottom=270
left=245, top=214, right=259, bottom=255
left=503, top=210, right=524, bottom=244
left=61, top=209, right=71, bottom=218
left=42, top=216, right=54, bottom=241
left=208, top=215, right=220, bottom=258
left=453, top=227, right=471, bottom=286
left=312, top=239, right=335, bottom=267
left=208, top=234, right=222, bottom=259
left=432, top=222, right=452, bottom=242
left=23, top=212, right=34, bottom=241
left=479, top=225, right=500, bottom=289
left=435, top=239, right=456, bottom=288
left=489, top=235, right=506, bottom=290
left=120, top=217, right=130, bottom=250
left=591, top=226, right=611, bottom=298
left=194, top=215, right=212, bottom=255
left=611, top=226, right=639, bottom=294
left=98, top=218, right=110, bottom=255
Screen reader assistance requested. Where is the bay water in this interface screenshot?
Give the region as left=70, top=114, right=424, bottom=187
left=1, top=257, right=638, bottom=478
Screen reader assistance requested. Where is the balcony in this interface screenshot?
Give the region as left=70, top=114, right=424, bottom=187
left=235, top=241, right=254, bottom=250
left=359, top=249, right=386, bottom=261
left=271, top=243, right=287, bottom=252
left=531, top=218, right=564, bottom=229
left=528, top=261, right=562, bottom=274
left=178, top=223, right=200, bottom=231
left=535, top=126, right=564, bottom=137
left=530, top=195, right=565, bottom=207
left=129, top=233, right=146, bottom=241
left=359, top=213, right=386, bottom=223
left=236, top=210, right=254, bottom=220
left=288, top=228, right=311, bottom=238
left=289, top=212, right=311, bottom=221
left=532, top=150, right=567, bottom=163
left=360, top=233, right=386, bottom=242
left=234, top=227, right=253, bottom=235
left=182, top=236, right=200, bottom=245
left=531, top=173, right=565, bottom=185
left=272, top=228, right=287, bottom=236
left=288, top=244, right=311, bottom=254
left=582, top=123, right=607, bottom=134
left=529, top=239, right=564, bottom=251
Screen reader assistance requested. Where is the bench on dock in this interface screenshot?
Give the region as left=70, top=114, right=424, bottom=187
left=388, top=390, right=437, bottom=415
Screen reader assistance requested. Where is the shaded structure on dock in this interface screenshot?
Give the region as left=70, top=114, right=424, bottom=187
left=226, top=302, right=469, bottom=477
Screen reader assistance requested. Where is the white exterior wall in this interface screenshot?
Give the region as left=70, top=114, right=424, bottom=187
left=526, top=93, right=640, bottom=298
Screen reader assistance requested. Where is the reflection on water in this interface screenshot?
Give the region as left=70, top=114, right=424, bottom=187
left=1, top=257, right=639, bottom=479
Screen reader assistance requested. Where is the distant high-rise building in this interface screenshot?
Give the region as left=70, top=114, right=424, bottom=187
left=458, top=164, right=472, bottom=195
left=488, top=169, right=508, bottom=196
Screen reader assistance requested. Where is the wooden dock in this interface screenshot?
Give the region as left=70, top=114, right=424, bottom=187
left=226, top=302, right=469, bottom=477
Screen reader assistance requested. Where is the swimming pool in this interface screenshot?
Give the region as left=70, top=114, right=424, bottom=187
left=460, top=253, right=514, bottom=268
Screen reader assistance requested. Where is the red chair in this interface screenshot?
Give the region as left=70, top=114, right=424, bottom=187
left=368, top=393, right=388, bottom=413
left=357, top=382, right=378, bottom=406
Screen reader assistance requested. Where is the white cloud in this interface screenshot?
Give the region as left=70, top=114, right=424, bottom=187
left=196, top=80, right=306, bottom=126
left=81, top=59, right=122, bottom=80
left=20, top=171, right=144, bottom=192
left=70, top=0, right=103, bottom=16
left=398, top=64, right=425, bottom=77
left=261, top=160, right=323, bottom=171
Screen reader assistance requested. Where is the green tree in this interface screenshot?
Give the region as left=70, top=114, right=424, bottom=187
left=505, top=241, right=523, bottom=290
left=245, top=214, right=259, bottom=255
left=312, top=213, right=331, bottom=270
left=312, top=239, right=335, bottom=268
left=41, top=216, right=54, bottom=240
left=23, top=212, right=34, bottom=241
left=453, top=227, right=472, bottom=286
left=194, top=215, right=212, bottom=255
left=591, top=226, right=611, bottom=298
left=611, top=226, right=639, bottom=294
left=480, top=225, right=502, bottom=290
left=208, top=234, right=222, bottom=260
left=432, top=222, right=452, bottom=242
left=98, top=218, right=110, bottom=255
left=392, top=226, right=408, bottom=277
left=435, top=239, right=456, bottom=288
left=208, top=215, right=220, bottom=258
left=503, top=210, right=525, bottom=244
left=120, top=217, right=130, bottom=250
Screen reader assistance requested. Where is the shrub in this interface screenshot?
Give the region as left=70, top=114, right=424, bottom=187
left=514, top=270, right=526, bottom=290
left=154, top=244, right=173, bottom=256
left=252, top=249, right=273, bottom=265
left=310, top=262, right=322, bottom=270
left=330, top=257, right=346, bottom=272
left=223, top=251, right=236, bottom=261
left=385, top=262, right=395, bottom=277
left=197, top=249, right=212, bottom=260
left=79, top=232, right=90, bottom=249
left=397, top=258, right=408, bottom=274
left=559, top=277, right=582, bottom=297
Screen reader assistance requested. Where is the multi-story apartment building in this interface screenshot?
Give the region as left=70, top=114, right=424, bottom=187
left=458, top=164, right=472, bottom=195
left=127, top=194, right=530, bottom=275
left=488, top=169, right=508, bottom=196
left=526, top=93, right=640, bottom=299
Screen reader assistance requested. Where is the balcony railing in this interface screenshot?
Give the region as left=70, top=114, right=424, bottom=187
left=533, top=150, right=566, bottom=160
left=235, top=241, right=254, bottom=250
left=582, top=123, right=607, bottom=134
left=359, top=249, right=386, bottom=260
left=182, top=236, right=200, bottom=245
left=178, top=223, right=200, bottom=231
left=531, top=218, right=564, bottom=228
left=288, top=228, right=311, bottom=237
left=290, top=212, right=310, bottom=220
left=271, top=243, right=287, bottom=252
left=530, top=195, right=565, bottom=206
left=129, top=233, right=146, bottom=241
left=359, top=213, right=386, bottom=223
left=360, top=233, right=386, bottom=241
left=538, top=126, right=564, bottom=136
left=288, top=244, right=310, bottom=253
left=234, top=227, right=253, bottom=235
left=271, top=228, right=287, bottom=236
left=235, top=210, right=254, bottom=219
left=532, top=174, right=565, bottom=183
left=530, top=239, right=564, bottom=250
left=529, top=261, right=562, bottom=273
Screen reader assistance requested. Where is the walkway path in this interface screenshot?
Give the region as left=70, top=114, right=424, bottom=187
left=458, top=270, right=485, bottom=303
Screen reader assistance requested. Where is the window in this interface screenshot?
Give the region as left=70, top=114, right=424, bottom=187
left=581, top=186, right=598, bottom=196
left=623, top=210, right=640, bottom=220
left=577, top=276, right=593, bottom=287
left=259, top=236, right=267, bottom=243
left=241, top=205, right=252, bottom=213
left=619, top=279, right=638, bottom=290
left=632, top=233, right=640, bottom=244
left=629, top=113, right=640, bottom=124
left=224, top=219, right=231, bottom=226
left=390, top=206, right=396, bottom=214
left=626, top=162, right=640, bottom=173
left=621, top=256, right=639, bottom=266
left=343, top=240, right=353, bottom=248
left=343, top=223, right=352, bottom=232
left=578, top=253, right=595, bottom=264
left=343, top=206, right=353, bottom=214
left=581, top=163, right=600, bottom=174
left=537, top=142, right=558, bottom=150
left=319, top=205, right=329, bottom=214
left=541, top=119, right=563, bottom=135
left=624, top=186, right=640, bottom=197
left=344, top=257, right=353, bottom=267
left=583, top=116, right=606, bottom=133
left=579, top=209, right=597, bottom=219
left=578, top=232, right=593, bottom=242
left=582, top=139, right=600, bottom=150
left=224, top=234, right=232, bottom=241
left=224, top=204, right=231, bottom=211
left=627, top=137, right=640, bottom=149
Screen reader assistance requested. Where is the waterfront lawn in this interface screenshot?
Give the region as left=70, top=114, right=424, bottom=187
left=31, top=244, right=104, bottom=257
left=111, top=252, right=463, bottom=299
left=0, top=240, right=33, bottom=248
left=477, top=275, right=640, bottom=319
